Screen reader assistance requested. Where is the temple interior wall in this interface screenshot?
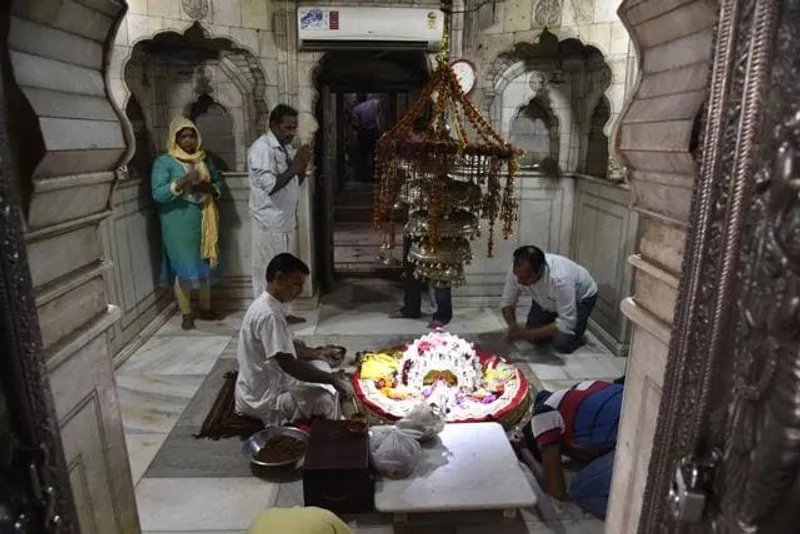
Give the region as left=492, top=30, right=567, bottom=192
left=103, top=0, right=636, bottom=359
left=3, top=2, right=719, bottom=532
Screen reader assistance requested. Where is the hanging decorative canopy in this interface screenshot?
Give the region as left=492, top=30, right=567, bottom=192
left=372, top=0, right=522, bottom=286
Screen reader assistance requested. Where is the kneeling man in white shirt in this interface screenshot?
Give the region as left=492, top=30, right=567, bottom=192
left=501, top=245, right=598, bottom=354
left=235, top=253, right=354, bottom=425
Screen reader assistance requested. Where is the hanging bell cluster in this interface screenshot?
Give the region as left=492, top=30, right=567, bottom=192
left=372, top=2, right=522, bottom=287
left=399, top=171, right=481, bottom=285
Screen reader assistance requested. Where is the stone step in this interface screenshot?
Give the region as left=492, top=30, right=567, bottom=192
left=334, top=206, right=373, bottom=223
left=333, top=223, right=384, bottom=245
left=334, top=263, right=401, bottom=277
left=334, top=243, right=383, bottom=263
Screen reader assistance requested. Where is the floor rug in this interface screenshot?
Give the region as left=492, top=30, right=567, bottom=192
left=194, top=367, right=264, bottom=441
left=146, top=358, right=260, bottom=478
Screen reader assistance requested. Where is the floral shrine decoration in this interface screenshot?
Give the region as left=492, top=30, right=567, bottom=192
left=372, top=1, right=522, bottom=287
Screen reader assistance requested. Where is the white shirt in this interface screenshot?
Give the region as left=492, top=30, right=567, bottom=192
left=248, top=131, right=300, bottom=233
left=235, top=292, right=299, bottom=423
left=500, top=253, right=597, bottom=335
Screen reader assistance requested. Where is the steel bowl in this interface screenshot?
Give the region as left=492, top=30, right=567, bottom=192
left=242, top=426, right=310, bottom=468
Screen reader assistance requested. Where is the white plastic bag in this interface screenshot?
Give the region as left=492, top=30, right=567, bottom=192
left=369, top=425, right=422, bottom=479
left=396, top=402, right=446, bottom=441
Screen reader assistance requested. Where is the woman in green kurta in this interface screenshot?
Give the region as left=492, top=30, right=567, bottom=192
left=151, top=116, right=223, bottom=330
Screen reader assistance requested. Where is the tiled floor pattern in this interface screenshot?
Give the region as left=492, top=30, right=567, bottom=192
left=117, top=279, right=623, bottom=533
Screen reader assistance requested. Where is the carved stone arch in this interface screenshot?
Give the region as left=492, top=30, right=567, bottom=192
left=243, top=54, right=269, bottom=136
left=488, top=60, right=573, bottom=170
left=481, top=55, right=521, bottom=117
left=111, top=21, right=269, bottom=170
left=483, top=28, right=615, bottom=148
left=217, top=51, right=269, bottom=143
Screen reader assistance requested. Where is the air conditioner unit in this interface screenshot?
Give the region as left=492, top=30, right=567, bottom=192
left=297, top=6, right=445, bottom=52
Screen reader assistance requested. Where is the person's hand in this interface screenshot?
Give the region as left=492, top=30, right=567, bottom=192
left=193, top=181, right=213, bottom=195
left=292, top=145, right=312, bottom=172
left=332, top=376, right=355, bottom=399
left=296, top=144, right=312, bottom=162
left=183, top=165, right=201, bottom=186
left=319, top=347, right=344, bottom=366
left=507, top=325, right=526, bottom=342
left=509, top=430, right=525, bottom=448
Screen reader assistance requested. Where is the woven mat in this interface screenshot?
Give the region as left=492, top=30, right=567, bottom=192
left=193, top=370, right=264, bottom=441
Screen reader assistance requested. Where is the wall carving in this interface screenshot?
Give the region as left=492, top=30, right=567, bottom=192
left=534, top=0, right=562, bottom=28
left=606, top=155, right=628, bottom=183
left=182, top=0, right=209, bottom=20
left=635, top=0, right=800, bottom=531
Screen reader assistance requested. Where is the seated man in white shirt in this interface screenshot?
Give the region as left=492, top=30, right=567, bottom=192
left=500, top=246, right=598, bottom=354
left=235, top=253, right=354, bottom=425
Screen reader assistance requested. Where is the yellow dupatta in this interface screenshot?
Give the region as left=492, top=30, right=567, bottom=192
left=167, top=116, right=220, bottom=269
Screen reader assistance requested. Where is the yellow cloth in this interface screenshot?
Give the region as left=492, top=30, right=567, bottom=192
left=174, top=282, right=192, bottom=315
left=360, top=353, right=399, bottom=380
left=167, top=116, right=219, bottom=268
left=174, top=282, right=212, bottom=315
left=248, top=507, right=353, bottom=534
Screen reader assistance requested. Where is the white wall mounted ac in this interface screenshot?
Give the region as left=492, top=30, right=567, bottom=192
left=297, top=6, right=445, bottom=51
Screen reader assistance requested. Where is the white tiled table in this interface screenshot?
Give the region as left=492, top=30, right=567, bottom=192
left=374, top=422, right=537, bottom=521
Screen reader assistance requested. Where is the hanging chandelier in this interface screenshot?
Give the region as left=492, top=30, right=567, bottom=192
left=373, top=1, right=522, bottom=286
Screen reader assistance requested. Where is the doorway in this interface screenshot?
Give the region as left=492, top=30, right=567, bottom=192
left=312, top=51, right=429, bottom=293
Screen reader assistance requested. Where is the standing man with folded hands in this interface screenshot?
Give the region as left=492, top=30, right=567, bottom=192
left=248, top=104, right=311, bottom=324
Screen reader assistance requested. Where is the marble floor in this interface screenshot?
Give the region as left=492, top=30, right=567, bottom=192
left=116, top=279, right=624, bottom=533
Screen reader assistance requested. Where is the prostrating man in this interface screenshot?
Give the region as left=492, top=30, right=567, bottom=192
left=235, top=253, right=354, bottom=426
left=248, top=104, right=311, bottom=324
left=500, top=245, right=597, bottom=354
left=520, top=378, right=624, bottom=519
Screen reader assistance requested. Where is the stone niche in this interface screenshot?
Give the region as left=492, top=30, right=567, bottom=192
left=103, top=22, right=271, bottom=358
left=487, top=30, right=613, bottom=176
left=511, top=95, right=560, bottom=167
left=123, top=23, right=267, bottom=176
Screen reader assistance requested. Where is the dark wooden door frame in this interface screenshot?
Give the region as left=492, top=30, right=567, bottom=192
left=315, top=85, right=337, bottom=294
left=0, top=3, right=79, bottom=529
left=313, top=83, right=426, bottom=293
left=636, top=1, right=800, bottom=531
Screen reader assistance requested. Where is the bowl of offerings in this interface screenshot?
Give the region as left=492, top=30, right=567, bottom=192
left=243, top=426, right=310, bottom=468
